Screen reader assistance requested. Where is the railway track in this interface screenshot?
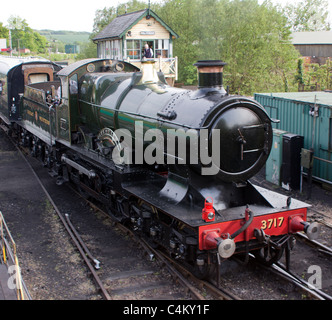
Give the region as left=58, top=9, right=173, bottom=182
left=5, top=130, right=237, bottom=301
left=249, top=255, right=332, bottom=300
left=55, top=186, right=240, bottom=301
left=86, top=199, right=239, bottom=300
left=17, top=148, right=195, bottom=300
left=21, top=145, right=332, bottom=301
left=250, top=219, right=332, bottom=300
left=1, top=127, right=331, bottom=301
left=296, top=231, right=332, bottom=256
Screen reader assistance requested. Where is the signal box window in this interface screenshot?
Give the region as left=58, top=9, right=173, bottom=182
left=126, top=40, right=140, bottom=60
left=155, top=40, right=169, bottom=58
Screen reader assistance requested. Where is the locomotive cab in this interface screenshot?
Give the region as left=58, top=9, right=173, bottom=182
left=56, top=59, right=140, bottom=144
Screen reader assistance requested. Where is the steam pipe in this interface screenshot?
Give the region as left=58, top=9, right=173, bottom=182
left=230, top=208, right=254, bottom=240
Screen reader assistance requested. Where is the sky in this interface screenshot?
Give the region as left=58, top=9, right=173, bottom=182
left=0, top=0, right=332, bottom=32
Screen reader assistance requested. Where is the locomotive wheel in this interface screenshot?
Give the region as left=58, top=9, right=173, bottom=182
left=78, top=176, right=92, bottom=200
left=106, top=194, right=127, bottom=223
left=106, top=204, right=122, bottom=223
left=253, top=246, right=284, bottom=266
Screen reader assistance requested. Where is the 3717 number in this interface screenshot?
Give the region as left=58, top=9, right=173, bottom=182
left=261, top=217, right=284, bottom=230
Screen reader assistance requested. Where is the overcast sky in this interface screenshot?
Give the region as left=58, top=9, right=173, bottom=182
left=0, top=0, right=331, bottom=32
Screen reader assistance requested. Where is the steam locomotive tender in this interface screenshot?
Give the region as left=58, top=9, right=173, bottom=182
left=0, top=57, right=319, bottom=278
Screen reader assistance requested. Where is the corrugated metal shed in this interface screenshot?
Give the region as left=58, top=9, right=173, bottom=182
left=254, top=92, right=332, bottom=183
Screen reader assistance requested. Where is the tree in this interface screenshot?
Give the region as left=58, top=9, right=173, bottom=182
left=32, top=31, right=47, bottom=53
left=195, top=0, right=225, bottom=60
left=158, top=0, right=201, bottom=84
left=295, top=58, right=305, bottom=90
left=7, top=15, right=47, bottom=53
left=200, top=0, right=299, bottom=94
left=92, top=0, right=300, bottom=94
left=93, top=0, right=148, bottom=35
left=283, top=0, right=331, bottom=31
left=0, top=22, right=9, bottom=39
left=76, top=40, right=97, bottom=60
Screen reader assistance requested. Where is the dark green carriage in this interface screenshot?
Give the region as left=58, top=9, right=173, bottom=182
left=0, top=56, right=61, bottom=126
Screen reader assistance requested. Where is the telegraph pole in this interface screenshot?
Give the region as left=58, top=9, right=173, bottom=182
left=9, top=29, right=12, bottom=56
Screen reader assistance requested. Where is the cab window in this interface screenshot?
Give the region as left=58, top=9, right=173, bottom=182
left=69, top=74, right=78, bottom=95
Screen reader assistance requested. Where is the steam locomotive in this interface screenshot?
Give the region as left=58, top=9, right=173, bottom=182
left=0, top=56, right=319, bottom=278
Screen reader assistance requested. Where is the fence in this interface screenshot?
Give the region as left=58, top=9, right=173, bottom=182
left=0, top=211, right=29, bottom=300
left=129, top=57, right=178, bottom=86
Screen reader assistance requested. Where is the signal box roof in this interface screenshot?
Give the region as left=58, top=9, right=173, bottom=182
left=93, top=9, right=179, bottom=41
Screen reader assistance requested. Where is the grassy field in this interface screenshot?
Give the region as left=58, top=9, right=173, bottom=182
left=37, top=30, right=91, bottom=44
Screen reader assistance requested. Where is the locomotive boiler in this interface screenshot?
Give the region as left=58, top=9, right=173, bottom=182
left=0, top=57, right=319, bottom=278
left=78, top=60, right=272, bottom=184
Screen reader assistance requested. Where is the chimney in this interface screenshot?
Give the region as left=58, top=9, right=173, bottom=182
left=194, top=60, right=227, bottom=90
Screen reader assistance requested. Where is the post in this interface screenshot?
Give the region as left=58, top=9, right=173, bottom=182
left=9, top=29, right=12, bottom=57
left=307, top=148, right=314, bottom=200
left=307, top=95, right=318, bottom=199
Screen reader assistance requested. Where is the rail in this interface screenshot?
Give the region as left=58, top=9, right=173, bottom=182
left=0, top=211, right=27, bottom=300
left=314, top=156, right=332, bottom=165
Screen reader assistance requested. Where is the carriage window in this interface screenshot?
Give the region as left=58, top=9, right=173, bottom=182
left=28, top=73, right=49, bottom=84
left=69, top=74, right=78, bottom=95
left=0, top=81, right=3, bottom=95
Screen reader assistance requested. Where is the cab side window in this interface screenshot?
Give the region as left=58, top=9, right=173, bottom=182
left=69, top=74, right=78, bottom=95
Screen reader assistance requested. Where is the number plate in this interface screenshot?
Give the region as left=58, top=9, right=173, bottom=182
left=261, top=217, right=284, bottom=230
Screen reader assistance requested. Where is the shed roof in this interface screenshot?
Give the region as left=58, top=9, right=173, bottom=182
left=255, top=91, right=332, bottom=108
left=291, top=31, right=332, bottom=45
left=93, top=9, right=179, bottom=41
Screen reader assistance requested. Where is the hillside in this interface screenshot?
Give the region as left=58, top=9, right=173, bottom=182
left=36, top=30, right=91, bottom=44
